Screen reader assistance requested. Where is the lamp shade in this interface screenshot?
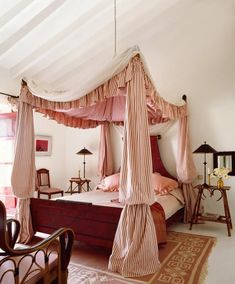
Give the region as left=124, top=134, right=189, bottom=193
left=76, top=147, right=93, bottom=155
left=193, top=141, right=217, bottom=154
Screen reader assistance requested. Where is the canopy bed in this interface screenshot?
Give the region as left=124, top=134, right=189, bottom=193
left=30, top=135, right=185, bottom=249
left=10, top=46, right=197, bottom=277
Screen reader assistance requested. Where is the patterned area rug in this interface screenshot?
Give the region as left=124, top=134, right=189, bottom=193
left=68, top=231, right=216, bottom=284
left=68, top=263, right=145, bottom=284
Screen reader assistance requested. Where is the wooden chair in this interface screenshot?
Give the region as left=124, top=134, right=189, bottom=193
left=0, top=200, right=74, bottom=283
left=36, top=168, right=64, bottom=199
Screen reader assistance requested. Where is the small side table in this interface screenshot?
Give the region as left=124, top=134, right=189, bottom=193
left=189, top=184, right=233, bottom=236
left=66, top=177, right=91, bottom=194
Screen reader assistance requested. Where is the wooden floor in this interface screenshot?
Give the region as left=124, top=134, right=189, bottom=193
left=70, top=240, right=111, bottom=270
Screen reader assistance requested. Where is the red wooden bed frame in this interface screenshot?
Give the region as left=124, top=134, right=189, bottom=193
left=30, top=136, right=184, bottom=248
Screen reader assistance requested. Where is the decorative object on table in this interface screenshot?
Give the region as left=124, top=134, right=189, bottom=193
left=210, top=167, right=230, bottom=189
left=207, top=169, right=211, bottom=186
left=76, top=147, right=93, bottom=178
left=213, top=151, right=235, bottom=176
left=193, top=141, right=217, bottom=186
left=35, top=135, right=52, bottom=156
left=217, top=178, right=223, bottom=189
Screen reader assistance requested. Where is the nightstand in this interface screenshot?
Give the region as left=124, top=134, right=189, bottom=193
left=66, top=177, right=91, bottom=194
left=189, top=184, right=233, bottom=236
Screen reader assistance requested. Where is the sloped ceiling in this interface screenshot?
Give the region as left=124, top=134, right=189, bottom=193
left=0, top=0, right=235, bottom=99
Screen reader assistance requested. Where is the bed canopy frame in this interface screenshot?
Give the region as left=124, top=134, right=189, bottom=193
left=11, top=46, right=197, bottom=277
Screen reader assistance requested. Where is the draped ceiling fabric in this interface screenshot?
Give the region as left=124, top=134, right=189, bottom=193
left=11, top=46, right=197, bottom=275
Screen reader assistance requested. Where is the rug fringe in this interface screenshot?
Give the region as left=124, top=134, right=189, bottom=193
left=199, top=238, right=217, bottom=284
left=199, top=262, right=208, bottom=284
left=69, top=263, right=146, bottom=283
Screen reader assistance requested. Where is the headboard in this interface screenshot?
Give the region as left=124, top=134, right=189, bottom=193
left=150, top=135, right=175, bottom=180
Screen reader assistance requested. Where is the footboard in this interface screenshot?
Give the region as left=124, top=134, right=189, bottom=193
left=30, top=198, right=167, bottom=248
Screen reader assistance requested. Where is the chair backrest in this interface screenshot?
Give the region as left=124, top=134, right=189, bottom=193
left=37, top=168, right=51, bottom=188
left=0, top=200, right=74, bottom=283
left=0, top=200, right=20, bottom=253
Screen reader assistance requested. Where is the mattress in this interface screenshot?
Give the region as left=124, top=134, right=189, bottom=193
left=55, top=188, right=184, bottom=220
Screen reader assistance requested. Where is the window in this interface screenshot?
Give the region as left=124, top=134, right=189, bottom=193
left=0, top=112, right=17, bottom=211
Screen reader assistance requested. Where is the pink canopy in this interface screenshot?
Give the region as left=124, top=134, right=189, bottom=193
left=11, top=51, right=196, bottom=276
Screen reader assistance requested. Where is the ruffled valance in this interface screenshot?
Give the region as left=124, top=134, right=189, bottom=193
left=16, top=55, right=187, bottom=130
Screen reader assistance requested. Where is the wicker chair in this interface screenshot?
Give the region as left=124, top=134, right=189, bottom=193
left=0, top=200, right=74, bottom=283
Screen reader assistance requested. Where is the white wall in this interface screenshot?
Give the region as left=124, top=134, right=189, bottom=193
left=64, top=126, right=100, bottom=190
left=64, top=124, right=123, bottom=190
left=34, top=112, right=67, bottom=190
left=137, top=1, right=235, bottom=222
left=34, top=117, right=123, bottom=192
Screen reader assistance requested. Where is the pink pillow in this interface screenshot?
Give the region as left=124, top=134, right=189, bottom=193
left=98, top=173, right=120, bottom=192
left=152, top=172, right=178, bottom=195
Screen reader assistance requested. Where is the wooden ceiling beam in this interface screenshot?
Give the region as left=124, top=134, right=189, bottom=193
left=0, top=0, right=33, bottom=29
left=10, top=0, right=111, bottom=78
left=21, top=0, right=157, bottom=84
left=0, top=0, right=66, bottom=58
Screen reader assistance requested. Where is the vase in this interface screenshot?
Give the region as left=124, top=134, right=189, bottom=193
left=217, top=178, right=224, bottom=189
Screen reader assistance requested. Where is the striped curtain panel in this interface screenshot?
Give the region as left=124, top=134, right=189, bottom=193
left=177, top=116, right=197, bottom=222
left=108, top=56, right=160, bottom=277
left=11, top=99, right=35, bottom=243
left=98, top=122, right=114, bottom=179
left=150, top=92, right=197, bottom=222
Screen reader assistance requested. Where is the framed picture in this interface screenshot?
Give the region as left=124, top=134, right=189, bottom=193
left=35, top=135, right=52, bottom=156
left=213, top=151, right=235, bottom=176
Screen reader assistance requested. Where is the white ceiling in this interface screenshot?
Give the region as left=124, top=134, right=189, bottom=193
left=0, top=0, right=235, bottom=100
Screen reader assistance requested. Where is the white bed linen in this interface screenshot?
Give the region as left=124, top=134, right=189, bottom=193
left=55, top=188, right=184, bottom=220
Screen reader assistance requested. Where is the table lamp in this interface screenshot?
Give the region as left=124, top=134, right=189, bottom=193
left=76, top=147, right=93, bottom=178
left=193, top=141, right=217, bottom=186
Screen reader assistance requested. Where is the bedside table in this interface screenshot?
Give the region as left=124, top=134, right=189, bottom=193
left=189, top=184, right=233, bottom=236
left=66, top=177, right=91, bottom=194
